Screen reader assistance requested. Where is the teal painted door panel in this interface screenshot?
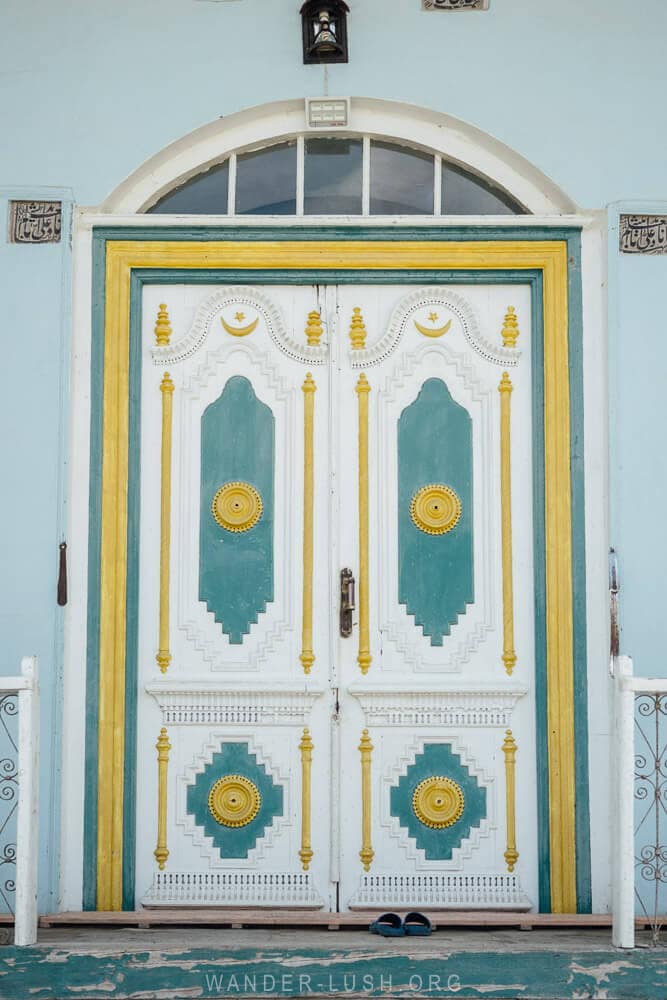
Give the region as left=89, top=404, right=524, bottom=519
left=389, top=742, right=487, bottom=861
left=398, top=378, right=474, bottom=644
left=186, top=741, right=283, bottom=859
left=199, top=376, right=274, bottom=643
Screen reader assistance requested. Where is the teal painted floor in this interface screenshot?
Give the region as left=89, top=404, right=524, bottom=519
left=0, top=928, right=666, bottom=999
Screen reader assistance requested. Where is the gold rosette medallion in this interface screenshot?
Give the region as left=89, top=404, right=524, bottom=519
left=208, top=774, right=261, bottom=828
left=412, top=776, right=465, bottom=829
left=410, top=484, right=462, bottom=535
left=211, top=481, right=263, bottom=533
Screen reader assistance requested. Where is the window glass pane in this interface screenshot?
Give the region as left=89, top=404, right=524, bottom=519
left=304, top=138, right=363, bottom=215
left=147, top=161, right=229, bottom=214
left=442, top=162, right=525, bottom=215
left=236, top=142, right=297, bottom=215
left=370, top=141, right=434, bottom=215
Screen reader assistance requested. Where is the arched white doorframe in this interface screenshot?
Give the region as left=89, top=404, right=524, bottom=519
left=100, top=97, right=577, bottom=216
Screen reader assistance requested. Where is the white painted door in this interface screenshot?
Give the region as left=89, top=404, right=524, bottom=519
left=135, top=280, right=536, bottom=911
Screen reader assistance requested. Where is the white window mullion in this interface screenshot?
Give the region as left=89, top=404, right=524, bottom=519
left=434, top=154, right=442, bottom=216
left=362, top=136, right=371, bottom=216
left=296, top=135, right=305, bottom=216
left=227, top=153, right=237, bottom=215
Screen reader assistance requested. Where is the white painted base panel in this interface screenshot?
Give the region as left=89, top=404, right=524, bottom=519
left=142, top=871, right=324, bottom=908
left=348, top=873, right=531, bottom=911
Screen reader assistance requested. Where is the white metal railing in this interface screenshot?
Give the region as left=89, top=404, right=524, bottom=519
left=612, top=654, right=667, bottom=949
left=0, top=657, right=39, bottom=946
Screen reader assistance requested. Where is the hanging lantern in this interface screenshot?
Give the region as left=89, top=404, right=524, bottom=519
left=300, top=1, right=349, bottom=64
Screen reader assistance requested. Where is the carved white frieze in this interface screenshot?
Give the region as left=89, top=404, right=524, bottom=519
left=350, top=288, right=519, bottom=367
left=152, top=287, right=329, bottom=366
left=349, top=683, right=527, bottom=727
left=146, top=682, right=324, bottom=726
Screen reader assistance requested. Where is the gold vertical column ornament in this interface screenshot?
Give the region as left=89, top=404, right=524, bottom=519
left=349, top=307, right=367, bottom=349
left=501, top=306, right=520, bottom=348
left=499, top=372, right=517, bottom=677
left=305, top=310, right=323, bottom=346
left=359, top=729, right=374, bottom=871
left=299, top=728, right=314, bottom=871
left=156, top=373, right=175, bottom=674
left=300, top=374, right=317, bottom=674
left=502, top=729, right=519, bottom=872
left=356, top=373, right=372, bottom=675
left=154, top=727, right=171, bottom=870
left=154, top=303, right=172, bottom=346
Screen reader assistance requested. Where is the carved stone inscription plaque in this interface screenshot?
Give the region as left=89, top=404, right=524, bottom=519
left=619, top=215, right=667, bottom=255
left=422, top=0, right=489, bottom=9
left=8, top=201, right=62, bottom=244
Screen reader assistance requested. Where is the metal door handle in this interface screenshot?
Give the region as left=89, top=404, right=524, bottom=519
left=340, top=568, right=355, bottom=638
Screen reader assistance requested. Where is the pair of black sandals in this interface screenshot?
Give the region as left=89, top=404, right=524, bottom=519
left=369, top=911, right=433, bottom=936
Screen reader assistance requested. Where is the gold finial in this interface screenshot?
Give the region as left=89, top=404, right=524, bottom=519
left=159, top=372, right=175, bottom=397
left=501, top=306, right=519, bottom=349
left=305, top=310, right=323, bottom=347
left=155, top=303, right=172, bottom=347
left=302, top=372, right=317, bottom=396
left=499, top=371, right=513, bottom=395
left=355, top=372, right=371, bottom=396
left=349, top=307, right=367, bottom=350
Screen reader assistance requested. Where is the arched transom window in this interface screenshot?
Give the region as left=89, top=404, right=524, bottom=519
left=146, top=136, right=527, bottom=216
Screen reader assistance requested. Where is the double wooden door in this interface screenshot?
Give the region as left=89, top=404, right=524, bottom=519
left=135, top=280, right=536, bottom=911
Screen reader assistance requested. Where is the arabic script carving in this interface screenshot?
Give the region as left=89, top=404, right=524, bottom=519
left=422, top=0, right=488, bottom=9
left=9, top=201, right=62, bottom=244
left=620, top=215, right=667, bottom=255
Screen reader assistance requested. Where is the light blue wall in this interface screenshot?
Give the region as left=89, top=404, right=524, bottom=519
left=0, top=192, right=72, bottom=910
left=1, top=0, right=667, bottom=207
left=609, top=205, right=667, bottom=679
left=1, top=0, right=665, bottom=909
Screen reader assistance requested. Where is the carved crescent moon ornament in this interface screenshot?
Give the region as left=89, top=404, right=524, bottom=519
left=220, top=313, right=260, bottom=337
left=414, top=317, right=452, bottom=338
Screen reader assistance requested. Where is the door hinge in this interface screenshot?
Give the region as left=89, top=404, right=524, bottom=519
left=57, top=541, right=67, bottom=606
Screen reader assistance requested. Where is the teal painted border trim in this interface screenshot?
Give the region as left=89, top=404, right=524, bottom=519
left=85, top=225, right=589, bottom=914
left=122, top=272, right=144, bottom=910
left=90, top=224, right=584, bottom=242
left=528, top=276, right=550, bottom=912
left=566, top=238, right=592, bottom=912
left=83, top=232, right=107, bottom=910
left=2, top=945, right=665, bottom=1000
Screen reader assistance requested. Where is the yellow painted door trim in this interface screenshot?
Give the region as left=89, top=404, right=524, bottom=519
left=97, top=239, right=574, bottom=912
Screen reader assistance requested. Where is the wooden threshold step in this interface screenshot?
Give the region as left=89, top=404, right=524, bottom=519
left=38, top=909, right=646, bottom=931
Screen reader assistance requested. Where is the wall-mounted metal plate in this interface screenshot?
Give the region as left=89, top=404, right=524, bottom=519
left=306, top=98, right=350, bottom=129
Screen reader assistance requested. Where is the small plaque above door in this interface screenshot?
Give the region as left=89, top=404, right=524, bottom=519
left=422, top=0, right=489, bottom=10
